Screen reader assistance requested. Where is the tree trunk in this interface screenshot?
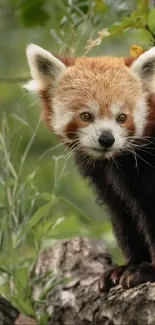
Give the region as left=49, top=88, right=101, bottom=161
left=1, top=237, right=155, bottom=325
left=33, top=237, right=155, bottom=325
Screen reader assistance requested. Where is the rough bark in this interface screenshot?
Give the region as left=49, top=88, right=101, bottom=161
left=33, top=237, right=155, bottom=325
left=1, top=237, right=155, bottom=324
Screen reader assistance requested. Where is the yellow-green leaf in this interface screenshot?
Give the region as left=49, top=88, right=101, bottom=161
left=148, top=9, right=155, bottom=34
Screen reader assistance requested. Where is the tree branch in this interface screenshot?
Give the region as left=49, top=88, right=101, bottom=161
left=33, top=237, right=155, bottom=325
left=0, top=76, right=30, bottom=84
left=1, top=237, right=155, bottom=325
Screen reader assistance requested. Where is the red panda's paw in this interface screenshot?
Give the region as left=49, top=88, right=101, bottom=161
left=120, top=262, right=155, bottom=289
left=99, top=264, right=129, bottom=292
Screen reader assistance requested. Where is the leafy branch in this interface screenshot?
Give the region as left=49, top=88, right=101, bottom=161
left=85, top=0, right=155, bottom=54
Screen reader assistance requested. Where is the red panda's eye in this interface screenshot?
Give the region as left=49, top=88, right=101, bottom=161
left=80, top=112, right=93, bottom=122
left=117, top=113, right=127, bottom=123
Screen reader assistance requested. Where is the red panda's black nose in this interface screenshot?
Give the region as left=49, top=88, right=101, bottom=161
left=98, top=131, right=115, bottom=148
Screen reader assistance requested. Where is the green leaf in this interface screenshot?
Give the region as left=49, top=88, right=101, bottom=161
left=89, top=220, right=112, bottom=238
left=28, top=202, right=55, bottom=229
left=36, top=311, right=48, bottom=325
left=55, top=0, right=73, bottom=23
left=108, top=23, right=122, bottom=34
left=59, top=196, right=91, bottom=223
left=17, top=197, right=59, bottom=242
left=12, top=266, right=35, bottom=316
left=108, top=10, right=146, bottom=36
left=39, top=192, right=56, bottom=202
left=14, top=267, right=29, bottom=291
left=13, top=295, right=35, bottom=316
left=94, top=0, right=109, bottom=14
left=46, top=214, right=82, bottom=239
left=148, top=9, right=155, bottom=35
left=38, top=275, right=69, bottom=301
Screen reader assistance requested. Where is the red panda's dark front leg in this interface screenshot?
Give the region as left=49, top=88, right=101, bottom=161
left=99, top=203, right=151, bottom=291
left=103, top=193, right=155, bottom=290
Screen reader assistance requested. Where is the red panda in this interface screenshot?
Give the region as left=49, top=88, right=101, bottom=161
left=25, top=44, right=155, bottom=291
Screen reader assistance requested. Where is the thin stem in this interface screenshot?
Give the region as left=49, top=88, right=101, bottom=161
left=0, top=76, right=30, bottom=84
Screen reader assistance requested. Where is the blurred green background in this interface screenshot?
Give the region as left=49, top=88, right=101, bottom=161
left=0, top=0, right=154, bottom=319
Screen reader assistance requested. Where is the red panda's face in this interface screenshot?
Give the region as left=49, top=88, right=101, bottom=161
left=52, top=59, right=148, bottom=159
left=25, top=45, right=155, bottom=160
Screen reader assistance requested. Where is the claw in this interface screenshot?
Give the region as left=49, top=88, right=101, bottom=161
left=99, top=264, right=129, bottom=292
left=119, top=263, right=155, bottom=289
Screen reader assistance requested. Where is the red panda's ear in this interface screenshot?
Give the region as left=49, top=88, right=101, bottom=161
left=124, top=57, right=136, bottom=67
left=24, top=44, right=67, bottom=92
left=129, top=47, right=155, bottom=92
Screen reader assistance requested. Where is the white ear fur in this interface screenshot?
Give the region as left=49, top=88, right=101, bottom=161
left=130, top=47, right=155, bottom=92
left=24, top=44, right=66, bottom=91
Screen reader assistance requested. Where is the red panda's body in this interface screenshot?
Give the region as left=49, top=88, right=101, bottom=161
left=25, top=45, right=155, bottom=290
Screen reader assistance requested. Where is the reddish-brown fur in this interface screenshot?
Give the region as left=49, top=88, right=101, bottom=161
left=28, top=49, right=155, bottom=290
left=56, top=56, right=142, bottom=139
left=56, top=56, right=76, bottom=67
left=64, top=120, right=78, bottom=141
left=39, top=55, right=139, bottom=135
left=145, top=94, right=155, bottom=136
left=40, top=89, right=52, bottom=128
left=39, top=56, right=76, bottom=130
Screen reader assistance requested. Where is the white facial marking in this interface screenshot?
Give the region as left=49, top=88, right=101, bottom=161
left=87, top=101, right=100, bottom=117
left=79, top=118, right=127, bottom=159
left=51, top=100, right=100, bottom=140
left=24, top=79, right=39, bottom=92
left=52, top=101, right=74, bottom=138
left=110, top=102, right=123, bottom=116
left=134, top=98, right=148, bottom=137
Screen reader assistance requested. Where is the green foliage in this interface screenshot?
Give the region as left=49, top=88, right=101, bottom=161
left=0, top=0, right=154, bottom=323
left=0, top=110, right=114, bottom=322
left=86, top=0, right=154, bottom=54
left=9, top=0, right=50, bottom=26
left=20, top=1, right=50, bottom=27
left=148, top=9, right=155, bottom=35
left=13, top=266, right=35, bottom=316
